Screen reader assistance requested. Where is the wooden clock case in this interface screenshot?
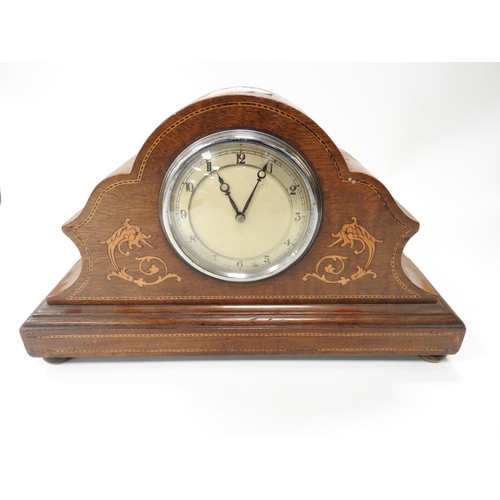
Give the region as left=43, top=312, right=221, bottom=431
left=20, top=88, right=465, bottom=363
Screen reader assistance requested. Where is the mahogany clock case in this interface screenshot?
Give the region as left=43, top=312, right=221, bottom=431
left=19, top=88, right=466, bottom=362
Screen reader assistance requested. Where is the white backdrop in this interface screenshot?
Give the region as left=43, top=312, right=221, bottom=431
left=1, top=63, right=499, bottom=499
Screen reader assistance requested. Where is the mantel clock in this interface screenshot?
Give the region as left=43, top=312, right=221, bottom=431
left=20, top=88, right=466, bottom=363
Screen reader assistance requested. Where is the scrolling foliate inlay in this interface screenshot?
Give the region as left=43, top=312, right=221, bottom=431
left=101, top=218, right=181, bottom=287
left=303, top=217, right=382, bottom=285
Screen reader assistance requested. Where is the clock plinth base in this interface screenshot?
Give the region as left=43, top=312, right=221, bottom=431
left=21, top=263, right=465, bottom=362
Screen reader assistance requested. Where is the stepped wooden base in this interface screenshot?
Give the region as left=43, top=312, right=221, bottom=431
left=20, top=295, right=465, bottom=362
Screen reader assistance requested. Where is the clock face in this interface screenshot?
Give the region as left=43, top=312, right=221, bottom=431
left=160, top=130, right=321, bottom=281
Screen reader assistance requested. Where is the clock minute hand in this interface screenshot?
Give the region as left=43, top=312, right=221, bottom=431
left=241, top=163, right=268, bottom=216
left=217, top=172, right=241, bottom=216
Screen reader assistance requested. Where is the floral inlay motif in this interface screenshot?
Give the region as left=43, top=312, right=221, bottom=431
left=303, top=217, right=382, bottom=285
left=101, top=218, right=181, bottom=287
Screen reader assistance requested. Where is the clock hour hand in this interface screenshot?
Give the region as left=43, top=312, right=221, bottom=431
left=241, top=163, right=268, bottom=216
left=217, top=172, right=241, bottom=216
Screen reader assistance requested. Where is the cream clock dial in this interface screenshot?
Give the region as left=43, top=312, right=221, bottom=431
left=160, top=130, right=321, bottom=281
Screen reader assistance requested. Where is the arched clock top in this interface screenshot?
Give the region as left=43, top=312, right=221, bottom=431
left=47, top=88, right=428, bottom=304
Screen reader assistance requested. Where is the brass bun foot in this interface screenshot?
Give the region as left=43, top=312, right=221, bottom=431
left=420, top=355, right=447, bottom=363
left=43, top=357, right=73, bottom=364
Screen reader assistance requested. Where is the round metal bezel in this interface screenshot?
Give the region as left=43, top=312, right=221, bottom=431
left=159, top=129, right=322, bottom=282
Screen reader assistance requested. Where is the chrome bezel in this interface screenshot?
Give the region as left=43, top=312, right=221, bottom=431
left=159, top=130, right=322, bottom=282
